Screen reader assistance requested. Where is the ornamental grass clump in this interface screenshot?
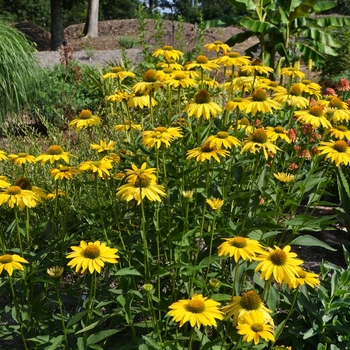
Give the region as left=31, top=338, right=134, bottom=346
left=0, top=38, right=349, bottom=350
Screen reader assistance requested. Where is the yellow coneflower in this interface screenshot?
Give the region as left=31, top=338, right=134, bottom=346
left=245, top=88, right=280, bottom=116
left=168, top=294, right=223, bottom=328
left=69, top=109, right=101, bottom=132
left=241, top=129, right=281, bottom=159
left=36, top=145, right=73, bottom=164
left=183, top=90, right=222, bottom=120
left=185, top=55, right=219, bottom=72
left=152, top=45, right=184, bottom=61
left=103, top=66, right=135, bottom=80
left=204, top=40, right=231, bottom=53
left=187, top=143, right=229, bottom=163
left=318, top=140, right=350, bottom=166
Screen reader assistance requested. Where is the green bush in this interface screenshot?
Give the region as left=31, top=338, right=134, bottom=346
left=26, top=61, right=99, bottom=127
left=118, top=35, right=139, bottom=49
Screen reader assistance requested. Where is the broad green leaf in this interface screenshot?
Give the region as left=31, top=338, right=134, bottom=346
left=115, top=267, right=142, bottom=276
left=87, top=329, right=119, bottom=345
left=228, top=0, right=257, bottom=11
left=240, top=19, right=277, bottom=33
left=313, top=0, right=336, bottom=12
left=66, top=310, right=88, bottom=329
left=316, top=16, right=350, bottom=27
left=77, top=337, right=86, bottom=350
left=303, top=28, right=341, bottom=48
left=204, top=16, right=242, bottom=29
left=225, top=30, right=256, bottom=47
left=75, top=321, right=99, bottom=334
left=45, top=336, right=64, bottom=350
left=290, top=234, right=337, bottom=251
left=289, top=0, right=318, bottom=21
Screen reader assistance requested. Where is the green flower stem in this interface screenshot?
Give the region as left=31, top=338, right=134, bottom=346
left=232, top=260, right=240, bottom=297
left=94, top=173, right=110, bottom=245
left=0, top=226, right=6, bottom=253
left=261, top=276, right=273, bottom=301
left=140, top=195, right=150, bottom=281
left=8, top=275, right=29, bottom=350
left=188, top=327, right=195, bottom=350
left=146, top=294, right=163, bottom=346
left=270, top=290, right=299, bottom=348
left=24, top=206, right=30, bottom=247
left=14, top=206, right=24, bottom=256
left=205, top=214, right=217, bottom=285
left=177, top=86, right=182, bottom=119
left=167, top=86, right=172, bottom=126
left=150, top=91, right=154, bottom=126
left=240, top=153, right=260, bottom=234
left=86, top=271, right=97, bottom=327
left=54, top=280, right=69, bottom=349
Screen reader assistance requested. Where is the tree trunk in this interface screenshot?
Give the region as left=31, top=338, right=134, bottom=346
left=51, top=0, right=64, bottom=51
left=83, top=0, right=99, bottom=38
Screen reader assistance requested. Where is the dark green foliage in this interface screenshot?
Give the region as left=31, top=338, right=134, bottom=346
left=320, top=27, right=350, bottom=80
left=26, top=62, right=99, bottom=127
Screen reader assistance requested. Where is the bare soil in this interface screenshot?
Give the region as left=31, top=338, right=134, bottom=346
left=15, top=19, right=257, bottom=53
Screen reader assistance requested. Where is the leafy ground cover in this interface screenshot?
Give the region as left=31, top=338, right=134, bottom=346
left=1, top=35, right=350, bottom=350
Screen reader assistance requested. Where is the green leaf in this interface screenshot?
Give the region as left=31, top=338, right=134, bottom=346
left=303, top=28, right=341, bottom=48
left=240, top=19, right=277, bottom=33
left=45, top=336, right=64, bottom=350
left=115, top=267, right=142, bottom=276
left=313, top=0, right=336, bottom=12
left=204, top=16, right=241, bottom=29
left=316, top=16, right=350, bottom=27
left=77, top=337, right=86, bottom=350
left=225, top=30, right=256, bottom=47
left=228, top=0, right=257, bottom=11
left=290, top=234, right=337, bottom=251
left=66, top=310, right=88, bottom=329
left=75, top=321, right=99, bottom=334
left=87, top=329, right=119, bottom=345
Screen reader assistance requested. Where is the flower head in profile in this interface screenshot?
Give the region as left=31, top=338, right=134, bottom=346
left=107, top=90, right=133, bottom=103
left=328, top=125, right=350, bottom=140
left=50, top=165, right=81, bottom=181
left=15, top=177, right=47, bottom=201
left=204, top=41, right=231, bottom=53
left=115, top=119, right=142, bottom=132
left=294, top=105, right=331, bottom=129
left=90, top=140, right=116, bottom=153
left=152, top=45, right=184, bottom=61
left=241, top=58, right=274, bottom=76
left=47, top=266, right=64, bottom=279
left=222, top=290, right=273, bottom=326
left=206, top=198, right=224, bottom=210
left=36, top=145, right=73, bottom=165
left=116, top=175, right=166, bottom=205
left=265, top=126, right=291, bottom=143
left=0, top=254, right=28, bottom=276
left=273, top=172, right=295, bottom=183
left=236, top=310, right=275, bottom=345
left=184, top=90, right=222, bottom=120
left=79, top=159, right=113, bottom=178
left=133, top=69, right=161, bottom=93
left=67, top=240, right=119, bottom=274
left=214, top=51, right=251, bottom=67
left=280, top=67, right=305, bottom=79
left=254, top=245, right=303, bottom=284
left=69, top=110, right=101, bottom=132
left=241, top=129, right=281, bottom=160
left=103, top=66, right=135, bottom=80
left=167, top=72, right=197, bottom=89
left=225, top=97, right=251, bottom=112
left=0, top=150, right=7, bottom=161
left=205, top=131, right=241, bottom=149
left=318, top=140, right=350, bottom=166
left=124, top=162, right=157, bottom=184
left=185, top=55, right=219, bottom=72
left=127, top=90, right=158, bottom=109
left=0, top=176, right=11, bottom=189
left=168, top=294, right=223, bottom=328
left=187, top=143, right=229, bottom=163
left=8, top=152, right=36, bottom=166
left=0, top=185, right=39, bottom=210
left=273, top=83, right=309, bottom=108
left=245, top=88, right=280, bottom=116
left=218, top=237, right=262, bottom=262
left=288, top=267, right=320, bottom=289
left=142, top=126, right=183, bottom=149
